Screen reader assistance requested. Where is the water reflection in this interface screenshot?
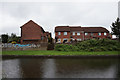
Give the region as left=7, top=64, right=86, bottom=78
left=42, top=59, right=56, bottom=78
left=54, top=59, right=118, bottom=78
left=20, top=59, right=44, bottom=78
left=2, top=58, right=119, bottom=78
left=0, top=59, right=2, bottom=79
left=2, top=59, right=22, bottom=78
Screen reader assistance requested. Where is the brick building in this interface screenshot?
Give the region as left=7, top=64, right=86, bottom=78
left=55, top=26, right=112, bottom=43
left=20, top=20, right=51, bottom=44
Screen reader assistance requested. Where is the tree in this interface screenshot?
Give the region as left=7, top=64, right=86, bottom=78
left=111, top=18, right=120, bottom=41
left=55, top=36, right=58, bottom=43
left=48, top=37, right=53, bottom=44
left=1, top=34, right=8, bottom=43
left=8, top=33, right=20, bottom=43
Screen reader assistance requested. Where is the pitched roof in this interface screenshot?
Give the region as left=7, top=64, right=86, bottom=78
left=55, top=26, right=70, bottom=32
left=82, top=27, right=109, bottom=33
left=55, top=26, right=109, bottom=33
left=20, top=20, right=45, bottom=32
left=70, top=26, right=83, bottom=31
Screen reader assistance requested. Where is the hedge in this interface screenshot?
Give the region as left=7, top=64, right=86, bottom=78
left=55, top=39, right=120, bottom=52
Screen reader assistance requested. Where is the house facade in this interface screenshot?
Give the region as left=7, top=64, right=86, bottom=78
left=20, top=20, right=51, bottom=44
left=55, top=26, right=112, bottom=43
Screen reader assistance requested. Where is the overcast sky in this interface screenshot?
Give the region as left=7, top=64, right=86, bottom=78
left=0, top=0, right=119, bottom=38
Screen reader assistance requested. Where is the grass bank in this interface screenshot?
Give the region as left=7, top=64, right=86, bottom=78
left=2, top=50, right=120, bottom=56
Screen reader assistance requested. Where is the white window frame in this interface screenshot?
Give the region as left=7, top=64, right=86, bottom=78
left=77, top=39, right=81, bottom=41
left=73, top=32, right=75, bottom=35
left=72, top=38, right=75, bottom=41
left=85, top=33, right=88, bottom=36
left=98, top=32, right=101, bottom=36
left=104, top=32, right=107, bottom=35
left=64, top=32, right=67, bottom=35
left=77, top=32, right=80, bottom=35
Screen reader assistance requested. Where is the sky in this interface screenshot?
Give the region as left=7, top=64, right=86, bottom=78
left=118, top=1, right=120, bottom=18
left=0, top=0, right=120, bottom=38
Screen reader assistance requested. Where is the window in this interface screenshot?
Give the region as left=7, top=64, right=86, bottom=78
left=104, top=32, right=107, bottom=35
left=72, top=39, right=75, bottom=41
left=58, top=39, right=61, bottom=42
left=85, top=33, right=88, bottom=35
left=58, top=32, right=61, bottom=35
left=64, top=32, right=67, bottom=35
left=77, top=32, right=80, bottom=35
left=73, top=32, right=75, bottom=35
left=98, top=32, right=101, bottom=36
left=77, top=39, right=81, bottom=41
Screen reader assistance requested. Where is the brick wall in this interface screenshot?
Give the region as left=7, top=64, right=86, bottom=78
left=84, top=32, right=111, bottom=40
left=21, top=21, right=43, bottom=39
left=70, top=31, right=84, bottom=41
left=55, top=31, right=111, bottom=43
left=55, top=32, right=70, bottom=43
left=21, top=20, right=45, bottom=44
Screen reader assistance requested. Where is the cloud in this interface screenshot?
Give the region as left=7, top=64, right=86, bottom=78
left=0, top=0, right=119, bottom=2
left=0, top=1, right=118, bottom=38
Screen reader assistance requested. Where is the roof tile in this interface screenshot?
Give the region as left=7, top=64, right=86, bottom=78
left=55, top=26, right=109, bottom=33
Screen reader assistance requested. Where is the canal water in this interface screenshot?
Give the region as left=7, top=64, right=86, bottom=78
left=2, top=58, right=120, bottom=78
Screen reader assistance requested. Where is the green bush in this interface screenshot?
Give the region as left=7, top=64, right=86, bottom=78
left=112, top=46, right=118, bottom=50
left=55, top=39, right=120, bottom=52
left=100, top=46, right=107, bottom=51
left=55, top=44, right=75, bottom=51
left=55, top=44, right=64, bottom=51
left=71, top=46, right=79, bottom=51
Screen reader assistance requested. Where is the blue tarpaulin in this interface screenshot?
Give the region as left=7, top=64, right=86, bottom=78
left=14, top=44, right=31, bottom=47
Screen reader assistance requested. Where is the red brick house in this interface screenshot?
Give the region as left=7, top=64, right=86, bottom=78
left=20, top=20, right=51, bottom=44
left=55, top=26, right=112, bottom=43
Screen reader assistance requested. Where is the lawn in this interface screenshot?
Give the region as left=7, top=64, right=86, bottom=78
left=2, top=50, right=120, bottom=56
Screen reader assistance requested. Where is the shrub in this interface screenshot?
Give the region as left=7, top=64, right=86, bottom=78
left=89, top=48, right=94, bottom=51
left=55, top=39, right=120, bottom=52
left=100, top=46, right=107, bottom=51
left=107, top=47, right=113, bottom=51
left=71, top=46, right=79, bottom=51
left=112, top=46, right=118, bottom=50
left=55, top=44, right=75, bottom=51
left=55, top=44, right=64, bottom=51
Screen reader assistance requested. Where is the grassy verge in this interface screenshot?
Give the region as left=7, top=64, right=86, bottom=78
left=2, top=50, right=120, bottom=56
